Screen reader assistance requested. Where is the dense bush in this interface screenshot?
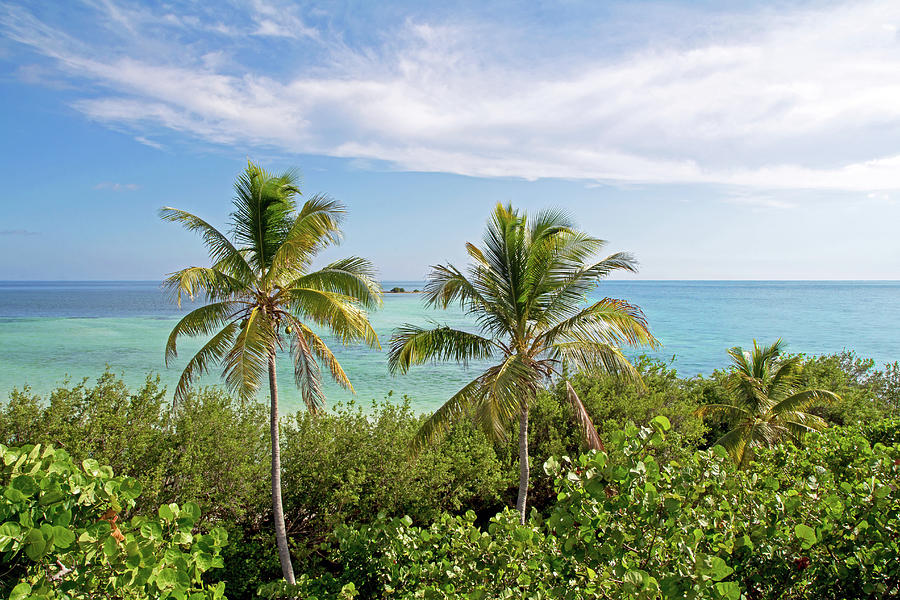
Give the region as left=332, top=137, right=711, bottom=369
left=263, top=418, right=900, bottom=600
left=522, top=357, right=708, bottom=511
left=2, top=350, right=897, bottom=599
left=0, top=443, right=227, bottom=599
left=0, top=373, right=271, bottom=524
left=0, top=375, right=510, bottom=599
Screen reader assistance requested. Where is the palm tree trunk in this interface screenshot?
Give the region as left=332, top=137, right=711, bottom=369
left=268, top=352, right=296, bottom=584
left=515, top=405, right=530, bottom=524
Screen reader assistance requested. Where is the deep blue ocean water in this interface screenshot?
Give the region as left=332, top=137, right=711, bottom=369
left=1, top=280, right=897, bottom=413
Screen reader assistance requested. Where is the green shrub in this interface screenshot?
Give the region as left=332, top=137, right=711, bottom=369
left=522, top=357, right=708, bottom=511
left=268, top=417, right=899, bottom=600
left=0, top=443, right=227, bottom=599
left=0, top=373, right=271, bottom=524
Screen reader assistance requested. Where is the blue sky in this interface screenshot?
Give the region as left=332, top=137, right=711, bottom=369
left=1, top=0, right=899, bottom=280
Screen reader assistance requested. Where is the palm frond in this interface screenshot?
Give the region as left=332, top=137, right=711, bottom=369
left=162, top=267, right=248, bottom=306
left=552, top=341, right=641, bottom=384
left=565, top=381, right=604, bottom=451
left=221, top=307, right=277, bottom=401
left=695, top=402, right=750, bottom=420
left=781, top=413, right=829, bottom=440
left=713, top=426, right=750, bottom=467
left=538, top=297, right=657, bottom=350
left=291, top=318, right=353, bottom=392
left=264, top=194, right=346, bottom=286
left=532, top=252, right=639, bottom=326
left=288, top=288, right=379, bottom=347
left=411, top=375, right=488, bottom=454
left=172, top=321, right=240, bottom=404
left=230, top=162, right=300, bottom=273
left=472, top=354, right=540, bottom=441
left=165, top=301, right=243, bottom=365
left=158, top=208, right=254, bottom=284
left=284, top=256, right=382, bottom=309
left=772, top=389, right=840, bottom=415
left=388, top=324, right=496, bottom=374
left=288, top=323, right=325, bottom=413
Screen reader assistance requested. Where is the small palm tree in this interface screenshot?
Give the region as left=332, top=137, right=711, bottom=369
left=388, top=203, right=657, bottom=523
left=161, top=162, right=381, bottom=583
left=697, top=339, right=839, bottom=468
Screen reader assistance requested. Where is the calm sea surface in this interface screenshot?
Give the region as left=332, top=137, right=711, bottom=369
left=1, top=280, right=897, bottom=413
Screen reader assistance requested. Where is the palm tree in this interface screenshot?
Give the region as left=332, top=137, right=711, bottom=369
left=696, top=339, right=839, bottom=468
left=161, top=162, right=381, bottom=583
left=388, top=203, right=657, bottom=523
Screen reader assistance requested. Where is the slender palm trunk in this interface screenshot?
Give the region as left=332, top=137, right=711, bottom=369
left=269, top=352, right=296, bottom=584
left=515, top=405, right=530, bottom=524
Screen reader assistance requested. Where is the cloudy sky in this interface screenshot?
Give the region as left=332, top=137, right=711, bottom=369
left=1, top=0, right=899, bottom=279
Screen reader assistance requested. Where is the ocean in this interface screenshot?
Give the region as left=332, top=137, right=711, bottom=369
left=1, top=280, right=897, bottom=413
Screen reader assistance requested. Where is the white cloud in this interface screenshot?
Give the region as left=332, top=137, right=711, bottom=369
left=94, top=182, right=139, bottom=191
left=5, top=1, right=900, bottom=191
left=133, top=136, right=163, bottom=150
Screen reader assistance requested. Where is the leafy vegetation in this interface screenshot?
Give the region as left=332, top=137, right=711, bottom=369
left=1, top=346, right=898, bottom=599
left=257, top=417, right=900, bottom=600
left=0, top=443, right=227, bottom=600
left=161, top=161, right=382, bottom=582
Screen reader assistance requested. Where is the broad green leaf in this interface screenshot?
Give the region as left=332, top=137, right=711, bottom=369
left=10, top=582, right=32, bottom=600
left=650, top=415, right=671, bottom=432
left=715, top=581, right=741, bottom=600
left=794, top=524, right=817, bottom=548
left=159, top=504, right=175, bottom=522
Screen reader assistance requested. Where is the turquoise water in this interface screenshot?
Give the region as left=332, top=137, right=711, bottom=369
left=1, top=281, right=898, bottom=413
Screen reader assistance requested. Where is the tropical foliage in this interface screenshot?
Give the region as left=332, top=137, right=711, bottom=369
left=258, top=418, right=900, bottom=600
left=0, top=443, right=227, bottom=600
left=696, top=339, right=840, bottom=467
left=388, top=203, right=656, bottom=521
left=161, top=162, right=381, bottom=582
left=2, top=349, right=895, bottom=599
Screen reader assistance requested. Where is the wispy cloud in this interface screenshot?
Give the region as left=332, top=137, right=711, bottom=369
left=0, top=229, right=39, bottom=236
left=133, top=136, right=163, bottom=150
left=94, top=182, right=139, bottom=191
left=4, top=1, right=900, bottom=192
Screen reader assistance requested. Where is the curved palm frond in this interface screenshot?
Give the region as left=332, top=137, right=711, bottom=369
left=288, top=288, right=379, bottom=347
left=781, top=413, right=830, bottom=440
left=423, top=263, right=491, bottom=312
left=221, top=307, right=277, bottom=401
left=163, top=267, right=248, bottom=306
left=297, top=322, right=352, bottom=391
left=172, top=321, right=241, bottom=403
left=264, top=194, right=346, bottom=286
left=552, top=341, right=641, bottom=383
left=165, top=301, right=244, bottom=365
left=713, top=426, right=749, bottom=466
left=230, top=162, right=299, bottom=273
left=565, top=381, right=604, bottom=451
left=159, top=208, right=254, bottom=284
left=695, top=402, right=751, bottom=420
left=537, top=297, right=656, bottom=350
left=388, top=324, right=496, bottom=374
left=532, top=252, right=639, bottom=327
left=411, top=375, right=488, bottom=454
left=772, top=389, right=840, bottom=415
left=472, top=354, right=541, bottom=441
left=287, top=323, right=325, bottom=413
left=284, top=256, right=382, bottom=309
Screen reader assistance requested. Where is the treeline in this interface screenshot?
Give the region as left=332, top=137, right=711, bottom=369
left=1, top=351, right=898, bottom=599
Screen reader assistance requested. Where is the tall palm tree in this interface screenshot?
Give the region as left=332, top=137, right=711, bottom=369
left=161, top=162, right=381, bottom=583
left=696, top=339, right=839, bottom=468
left=388, top=203, right=657, bottom=523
